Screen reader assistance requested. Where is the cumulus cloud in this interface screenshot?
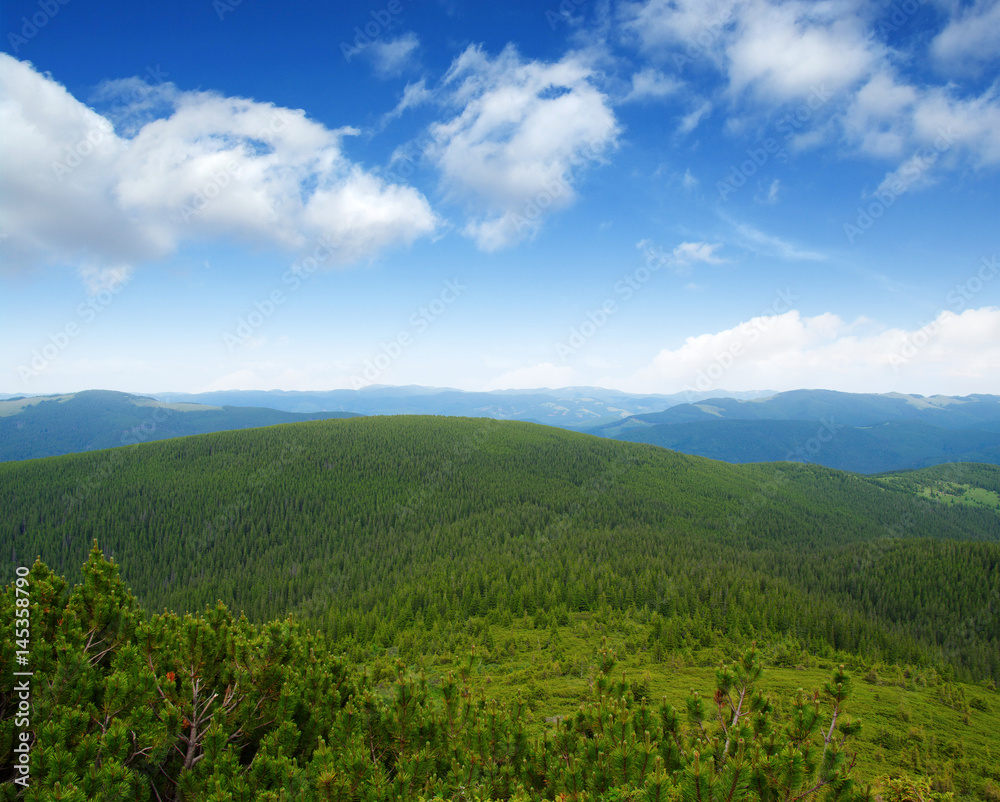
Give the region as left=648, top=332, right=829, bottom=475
left=0, top=54, right=438, bottom=283
left=622, top=68, right=681, bottom=102
left=725, top=1, right=880, bottom=101
left=841, top=71, right=917, bottom=159
left=426, top=44, right=619, bottom=250
left=626, top=307, right=1000, bottom=395
left=619, top=0, right=739, bottom=56
left=931, top=0, right=1000, bottom=72
left=620, top=0, right=878, bottom=100
left=368, top=32, right=421, bottom=77
left=619, top=0, right=1000, bottom=182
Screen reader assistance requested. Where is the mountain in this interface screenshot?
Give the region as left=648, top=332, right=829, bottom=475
left=586, top=390, right=1000, bottom=473
left=4, top=416, right=999, bottom=799
left=0, top=389, right=360, bottom=461
left=8, top=387, right=1000, bottom=472
left=3, top=415, right=997, bottom=682
left=0, top=385, right=771, bottom=462
left=598, top=389, right=1000, bottom=430
left=603, top=418, right=1000, bottom=473
left=151, top=385, right=773, bottom=428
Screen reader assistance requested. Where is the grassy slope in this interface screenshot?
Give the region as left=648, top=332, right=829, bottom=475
left=392, top=613, right=1000, bottom=800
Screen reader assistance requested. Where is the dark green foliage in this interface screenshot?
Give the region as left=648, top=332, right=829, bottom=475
left=1, top=416, right=998, bottom=683
left=1, top=555, right=870, bottom=800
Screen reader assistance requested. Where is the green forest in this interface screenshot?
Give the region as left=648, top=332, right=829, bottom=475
left=2, top=416, right=999, bottom=799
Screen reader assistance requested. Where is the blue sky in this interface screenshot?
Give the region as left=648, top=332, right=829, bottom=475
left=1, top=0, right=998, bottom=397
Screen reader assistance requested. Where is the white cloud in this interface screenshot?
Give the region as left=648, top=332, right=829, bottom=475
left=484, top=361, right=577, bottom=391
left=368, top=32, right=421, bottom=78
left=626, top=307, right=1000, bottom=395
left=0, top=54, right=438, bottom=280
left=731, top=221, right=825, bottom=261
left=672, top=241, right=726, bottom=265
left=427, top=44, right=619, bottom=250
left=620, top=0, right=739, bottom=56
left=678, top=100, right=712, bottom=134
left=875, top=152, right=940, bottom=198
left=725, top=0, right=880, bottom=101
left=755, top=178, right=780, bottom=204
left=910, top=86, right=1000, bottom=167
left=619, top=0, right=1000, bottom=183
left=638, top=239, right=727, bottom=275
left=931, top=0, right=1000, bottom=72
left=841, top=71, right=917, bottom=158
left=622, top=68, right=681, bottom=102
left=383, top=79, right=432, bottom=124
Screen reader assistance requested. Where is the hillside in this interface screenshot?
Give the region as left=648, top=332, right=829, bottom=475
left=2, top=416, right=998, bottom=685
left=0, top=390, right=361, bottom=461
left=3, top=417, right=1000, bottom=799
left=9, top=549, right=1000, bottom=800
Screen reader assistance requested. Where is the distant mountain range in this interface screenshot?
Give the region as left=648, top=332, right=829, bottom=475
left=0, top=390, right=359, bottom=462
left=3, top=387, right=999, bottom=472
left=151, top=385, right=771, bottom=426
left=585, top=390, right=1000, bottom=473
left=0, top=386, right=768, bottom=462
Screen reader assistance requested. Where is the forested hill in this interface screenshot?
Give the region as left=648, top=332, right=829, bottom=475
left=2, top=416, right=998, bottom=681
